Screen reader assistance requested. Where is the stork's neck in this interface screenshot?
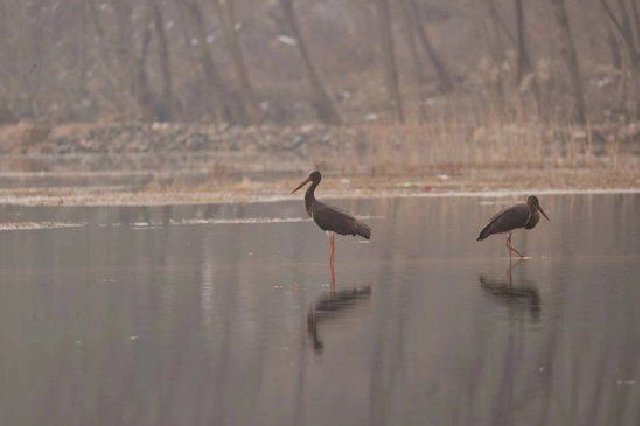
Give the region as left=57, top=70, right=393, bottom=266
left=304, top=181, right=318, bottom=217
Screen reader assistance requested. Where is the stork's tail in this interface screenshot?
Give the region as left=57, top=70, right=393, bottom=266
left=356, top=221, right=371, bottom=239
left=476, top=225, right=491, bottom=241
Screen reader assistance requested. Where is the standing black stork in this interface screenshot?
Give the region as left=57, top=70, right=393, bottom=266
left=292, top=171, right=371, bottom=288
left=476, top=195, right=550, bottom=259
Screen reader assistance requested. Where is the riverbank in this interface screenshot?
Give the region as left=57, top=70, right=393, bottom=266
left=0, top=122, right=638, bottom=205
left=0, top=167, right=636, bottom=206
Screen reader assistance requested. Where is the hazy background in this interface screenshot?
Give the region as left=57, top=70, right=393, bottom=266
left=0, top=0, right=636, bottom=127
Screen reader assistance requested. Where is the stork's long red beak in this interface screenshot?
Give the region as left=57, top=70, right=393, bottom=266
left=539, top=206, right=550, bottom=221
left=291, top=178, right=310, bottom=193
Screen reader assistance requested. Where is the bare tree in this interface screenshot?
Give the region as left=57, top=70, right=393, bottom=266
left=616, top=0, right=634, bottom=45
left=550, top=0, right=587, bottom=124
left=631, top=0, right=640, bottom=48
left=481, top=14, right=507, bottom=110
left=600, top=0, right=640, bottom=116
left=400, top=0, right=428, bottom=122
left=410, top=0, right=453, bottom=94
left=279, top=0, right=342, bottom=125
left=134, top=8, right=154, bottom=118
left=212, top=0, right=259, bottom=124
left=607, top=27, right=623, bottom=70
left=0, top=0, right=634, bottom=126
left=376, top=0, right=405, bottom=123
left=483, top=0, right=516, bottom=46
left=150, top=0, right=175, bottom=121
left=600, top=0, right=638, bottom=60
left=175, top=0, right=226, bottom=122
left=87, top=0, right=144, bottom=117
left=112, top=0, right=135, bottom=88
left=515, top=0, right=533, bottom=83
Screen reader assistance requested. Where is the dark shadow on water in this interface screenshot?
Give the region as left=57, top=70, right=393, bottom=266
left=479, top=266, right=541, bottom=322
left=306, top=286, right=372, bottom=352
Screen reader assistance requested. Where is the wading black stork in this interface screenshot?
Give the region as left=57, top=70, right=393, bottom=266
left=476, top=195, right=550, bottom=259
left=292, top=171, right=371, bottom=288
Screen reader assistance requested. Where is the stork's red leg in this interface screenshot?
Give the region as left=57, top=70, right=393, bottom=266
left=512, top=247, right=525, bottom=258
left=506, top=233, right=513, bottom=261
left=329, top=233, right=336, bottom=292
left=509, top=236, right=525, bottom=258
left=506, top=233, right=526, bottom=259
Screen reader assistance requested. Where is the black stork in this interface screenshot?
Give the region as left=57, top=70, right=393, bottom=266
left=476, top=195, right=550, bottom=259
left=292, top=171, right=371, bottom=287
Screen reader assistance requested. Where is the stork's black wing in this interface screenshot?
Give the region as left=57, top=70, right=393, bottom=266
left=312, top=201, right=371, bottom=239
left=477, top=204, right=530, bottom=241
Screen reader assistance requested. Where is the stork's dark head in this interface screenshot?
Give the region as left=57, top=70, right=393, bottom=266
left=527, top=195, right=550, bottom=221
left=308, top=171, right=322, bottom=183
left=291, top=171, right=322, bottom=193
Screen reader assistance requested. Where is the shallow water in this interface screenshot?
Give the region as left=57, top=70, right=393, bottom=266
left=0, top=194, right=639, bottom=426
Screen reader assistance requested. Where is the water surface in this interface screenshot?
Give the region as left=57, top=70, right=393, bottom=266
left=0, top=194, right=638, bottom=426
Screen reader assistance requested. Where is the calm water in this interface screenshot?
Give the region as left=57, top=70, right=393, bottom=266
left=0, top=194, right=639, bottom=426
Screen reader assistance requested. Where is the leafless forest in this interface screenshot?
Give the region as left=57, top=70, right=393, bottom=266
left=1, top=0, right=639, bottom=127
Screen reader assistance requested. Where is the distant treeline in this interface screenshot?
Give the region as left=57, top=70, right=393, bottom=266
left=0, top=0, right=637, bottom=126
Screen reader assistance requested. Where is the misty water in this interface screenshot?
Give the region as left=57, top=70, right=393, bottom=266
left=0, top=194, right=639, bottom=426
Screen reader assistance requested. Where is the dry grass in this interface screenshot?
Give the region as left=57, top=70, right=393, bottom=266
left=301, top=123, right=639, bottom=177
left=0, top=117, right=638, bottom=206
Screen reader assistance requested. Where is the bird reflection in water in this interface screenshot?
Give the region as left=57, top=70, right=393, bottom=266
left=479, top=261, right=541, bottom=322
left=307, top=286, right=371, bottom=352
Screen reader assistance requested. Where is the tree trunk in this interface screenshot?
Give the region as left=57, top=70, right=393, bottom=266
left=601, top=0, right=638, bottom=58
left=279, top=0, right=342, bottom=125
left=151, top=0, right=175, bottom=122
left=410, top=0, right=453, bottom=94
left=607, top=27, right=623, bottom=70
left=515, top=0, right=533, bottom=83
left=600, top=0, right=640, bottom=116
left=399, top=0, right=428, bottom=122
left=212, top=0, right=258, bottom=124
left=0, top=1, right=22, bottom=106
left=376, top=0, right=405, bottom=123
left=631, top=0, right=640, bottom=49
left=481, top=18, right=507, bottom=114
left=176, top=0, right=225, bottom=123
left=135, top=9, right=154, bottom=118
left=483, top=0, right=516, bottom=46
left=112, top=0, right=136, bottom=94
left=550, top=0, right=587, bottom=124
left=88, top=0, right=148, bottom=117
left=27, top=0, right=48, bottom=118
left=616, top=0, right=635, bottom=49
left=79, top=0, right=89, bottom=90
